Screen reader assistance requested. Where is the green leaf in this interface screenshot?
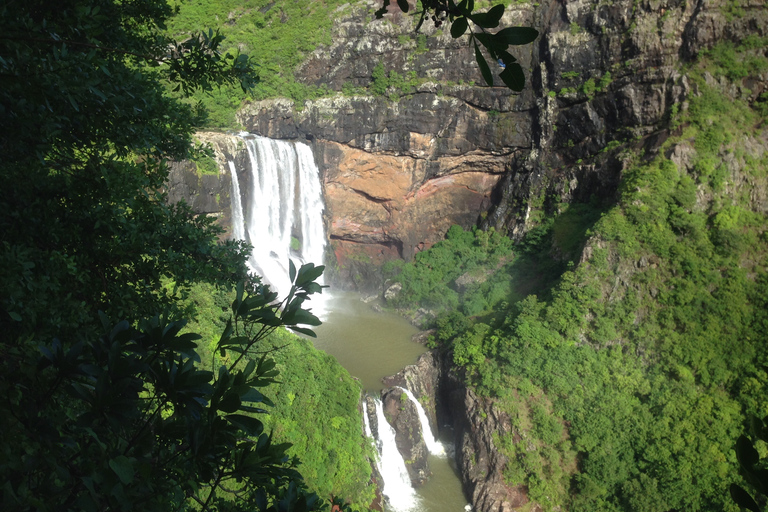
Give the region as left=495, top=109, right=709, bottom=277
left=226, top=414, right=264, bottom=435
left=8, top=311, right=21, bottom=321
left=289, top=260, right=297, bottom=283
left=470, top=4, right=504, bottom=29
left=499, top=63, right=525, bottom=91
left=451, top=17, right=469, bottom=39
left=494, top=27, right=539, bottom=46
left=288, top=326, right=317, bottom=338
left=242, top=387, right=272, bottom=405
left=474, top=42, right=493, bottom=86
left=737, top=435, right=760, bottom=468
left=730, top=483, right=761, bottom=512
left=375, top=0, right=391, bottom=18
left=218, top=391, right=241, bottom=413
left=109, top=456, right=135, bottom=485
left=397, top=0, right=409, bottom=13
left=296, top=263, right=324, bottom=287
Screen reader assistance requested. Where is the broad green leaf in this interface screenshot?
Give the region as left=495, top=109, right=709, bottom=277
left=289, top=259, right=297, bottom=283
left=474, top=42, right=494, bottom=86
left=451, top=17, right=469, bottom=39
left=241, top=387, right=272, bottom=405
left=296, top=262, right=324, bottom=287
left=500, top=63, right=525, bottom=91
left=470, top=4, right=504, bottom=29
left=494, top=27, right=539, bottom=46
left=288, top=326, right=317, bottom=338
left=737, top=435, right=759, bottom=468
left=109, top=456, right=135, bottom=485
left=730, top=484, right=761, bottom=512
left=375, top=0, right=391, bottom=18
left=218, top=391, right=241, bottom=413
left=226, top=414, right=264, bottom=435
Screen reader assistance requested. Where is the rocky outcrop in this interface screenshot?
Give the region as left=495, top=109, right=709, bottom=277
left=376, top=351, right=443, bottom=486
left=379, top=387, right=430, bottom=486
left=235, top=0, right=767, bottom=278
left=383, top=349, right=531, bottom=511
left=238, top=92, right=523, bottom=286
left=165, top=132, right=249, bottom=239
left=382, top=351, right=442, bottom=432
left=444, top=368, right=531, bottom=512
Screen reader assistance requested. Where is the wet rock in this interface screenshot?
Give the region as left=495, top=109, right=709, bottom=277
left=380, top=387, right=430, bottom=486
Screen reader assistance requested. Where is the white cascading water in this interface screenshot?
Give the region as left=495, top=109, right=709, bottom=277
left=228, top=134, right=326, bottom=302
left=368, top=398, right=420, bottom=512
left=399, top=388, right=447, bottom=457
left=228, top=161, right=245, bottom=242
left=363, top=400, right=374, bottom=439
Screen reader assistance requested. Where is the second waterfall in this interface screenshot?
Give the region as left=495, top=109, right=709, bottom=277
left=229, top=134, right=326, bottom=298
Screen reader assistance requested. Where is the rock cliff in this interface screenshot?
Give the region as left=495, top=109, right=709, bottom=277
left=233, top=0, right=765, bottom=289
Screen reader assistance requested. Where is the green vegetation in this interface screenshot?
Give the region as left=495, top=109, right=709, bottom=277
left=387, top=35, right=768, bottom=512
left=384, top=225, right=515, bottom=317
left=181, top=282, right=375, bottom=510
left=196, top=154, right=221, bottom=175
left=0, top=1, right=367, bottom=510
left=370, top=61, right=423, bottom=99
left=165, top=0, right=350, bottom=127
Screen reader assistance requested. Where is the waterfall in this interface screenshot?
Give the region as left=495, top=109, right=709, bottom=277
left=228, top=160, right=245, bottom=242
left=229, top=134, right=326, bottom=300
left=367, top=398, right=420, bottom=512
left=363, top=400, right=373, bottom=439
left=399, top=388, right=446, bottom=457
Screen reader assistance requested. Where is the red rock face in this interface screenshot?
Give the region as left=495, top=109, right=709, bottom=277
left=320, top=139, right=507, bottom=263
left=325, top=144, right=504, bottom=262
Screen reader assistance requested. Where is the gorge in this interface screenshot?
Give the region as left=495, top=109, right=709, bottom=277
left=162, top=0, right=768, bottom=511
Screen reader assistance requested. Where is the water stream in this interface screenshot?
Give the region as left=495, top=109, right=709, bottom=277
left=314, top=293, right=469, bottom=512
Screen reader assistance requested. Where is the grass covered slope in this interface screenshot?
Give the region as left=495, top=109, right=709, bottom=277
left=179, top=282, right=376, bottom=510
left=165, top=0, right=351, bottom=127
left=385, top=41, right=768, bottom=511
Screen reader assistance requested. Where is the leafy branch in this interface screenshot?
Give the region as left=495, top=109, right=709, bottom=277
left=376, top=0, right=539, bottom=90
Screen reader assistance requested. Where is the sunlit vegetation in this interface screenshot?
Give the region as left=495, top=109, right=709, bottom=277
left=178, top=282, right=376, bottom=510
left=165, top=0, right=350, bottom=127
left=387, top=37, right=768, bottom=511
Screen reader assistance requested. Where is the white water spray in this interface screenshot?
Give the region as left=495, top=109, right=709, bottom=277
left=363, top=399, right=373, bottom=439
left=399, top=388, right=446, bottom=457
left=228, top=134, right=327, bottom=311
left=228, top=160, right=245, bottom=242
left=368, top=398, right=420, bottom=512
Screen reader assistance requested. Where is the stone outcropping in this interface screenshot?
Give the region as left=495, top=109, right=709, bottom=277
left=165, top=132, right=248, bottom=238
left=233, top=0, right=766, bottom=287
left=444, top=367, right=531, bottom=512
left=384, top=349, right=532, bottom=511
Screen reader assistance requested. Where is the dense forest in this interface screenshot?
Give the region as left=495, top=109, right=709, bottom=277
left=0, top=0, right=370, bottom=510
left=385, top=39, right=768, bottom=511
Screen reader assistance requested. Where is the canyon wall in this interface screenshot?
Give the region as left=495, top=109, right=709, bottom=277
left=232, top=0, right=766, bottom=289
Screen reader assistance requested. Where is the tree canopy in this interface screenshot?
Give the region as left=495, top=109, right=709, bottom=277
left=0, top=0, right=334, bottom=510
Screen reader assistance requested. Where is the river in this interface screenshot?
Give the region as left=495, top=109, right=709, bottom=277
left=313, top=291, right=470, bottom=512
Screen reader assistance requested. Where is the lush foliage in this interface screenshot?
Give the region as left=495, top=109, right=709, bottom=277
left=1, top=272, right=332, bottom=512
left=181, top=282, right=377, bottom=510
left=165, top=0, right=350, bottom=127
left=389, top=35, right=768, bottom=511
left=167, top=0, right=537, bottom=128
left=384, top=225, right=514, bottom=316
left=0, top=1, right=365, bottom=511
